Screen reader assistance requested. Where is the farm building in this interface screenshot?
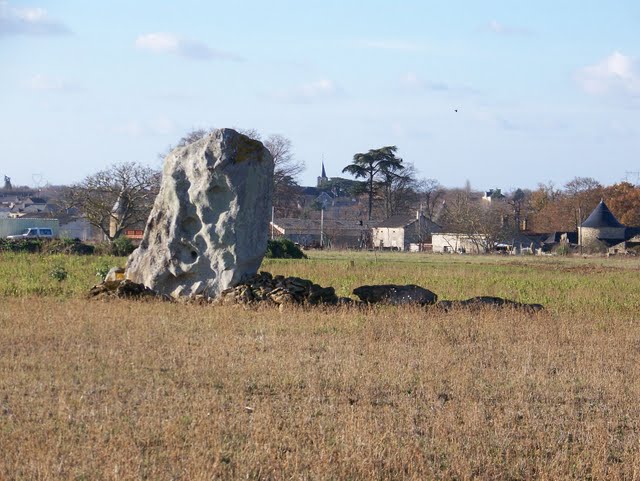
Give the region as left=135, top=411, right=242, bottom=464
left=541, top=231, right=578, bottom=252
left=270, top=218, right=370, bottom=249
left=432, top=233, right=489, bottom=254
left=372, top=213, right=441, bottom=251
left=433, top=231, right=550, bottom=255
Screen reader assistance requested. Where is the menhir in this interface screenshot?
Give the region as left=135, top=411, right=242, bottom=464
left=126, top=128, right=274, bottom=299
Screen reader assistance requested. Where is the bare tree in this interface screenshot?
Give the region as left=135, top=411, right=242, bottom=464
left=375, top=162, right=419, bottom=218
left=417, top=178, right=445, bottom=222
left=264, top=134, right=305, bottom=185
left=238, top=130, right=306, bottom=216
left=65, top=162, right=160, bottom=242
left=440, top=189, right=511, bottom=252
left=564, top=176, right=603, bottom=229
left=507, top=188, right=529, bottom=232
left=235, top=129, right=305, bottom=184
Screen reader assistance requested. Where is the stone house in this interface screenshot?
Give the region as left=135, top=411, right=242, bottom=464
left=372, top=213, right=441, bottom=251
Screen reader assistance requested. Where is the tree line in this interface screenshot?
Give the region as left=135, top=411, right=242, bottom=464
left=56, top=129, right=640, bottom=242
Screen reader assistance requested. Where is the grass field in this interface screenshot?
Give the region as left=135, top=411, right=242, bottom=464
left=1, top=251, right=640, bottom=479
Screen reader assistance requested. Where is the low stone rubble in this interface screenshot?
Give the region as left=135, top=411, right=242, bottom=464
left=87, top=272, right=544, bottom=313
left=217, top=271, right=349, bottom=307
left=87, top=271, right=348, bottom=307
left=88, top=279, right=165, bottom=300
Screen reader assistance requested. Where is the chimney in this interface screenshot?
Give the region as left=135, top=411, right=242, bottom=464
left=416, top=210, right=420, bottom=220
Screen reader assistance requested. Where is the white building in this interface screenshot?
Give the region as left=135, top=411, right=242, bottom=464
left=432, top=233, right=489, bottom=254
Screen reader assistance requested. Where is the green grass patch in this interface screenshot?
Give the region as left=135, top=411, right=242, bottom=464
left=2, top=250, right=640, bottom=317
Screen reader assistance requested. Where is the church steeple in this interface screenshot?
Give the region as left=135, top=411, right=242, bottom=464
left=317, top=159, right=328, bottom=187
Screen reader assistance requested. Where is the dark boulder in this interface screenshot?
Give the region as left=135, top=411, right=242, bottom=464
left=353, top=284, right=438, bottom=306
left=435, top=296, right=544, bottom=313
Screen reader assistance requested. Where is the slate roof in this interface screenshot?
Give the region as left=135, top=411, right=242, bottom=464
left=376, top=214, right=422, bottom=228
left=272, top=218, right=370, bottom=235
left=300, top=186, right=320, bottom=196
left=543, top=231, right=578, bottom=244
left=581, top=200, right=624, bottom=228
left=625, top=226, right=640, bottom=240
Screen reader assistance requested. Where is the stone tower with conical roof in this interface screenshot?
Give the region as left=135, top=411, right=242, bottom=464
left=578, top=200, right=625, bottom=248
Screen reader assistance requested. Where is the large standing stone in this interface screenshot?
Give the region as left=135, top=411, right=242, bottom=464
left=126, top=128, right=274, bottom=299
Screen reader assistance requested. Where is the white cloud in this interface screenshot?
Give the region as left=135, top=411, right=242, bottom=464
left=135, top=32, right=243, bottom=61
left=358, top=39, right=428, bottom=52
left=118, top=121, right=144, bottom=138
left=298, top=79, right=336, bottom=97
left=149, top=115, right=175, bottom=135
left=486, top=20, right=531, bottom=36
left=400, top=72, right=477, bottom=94
left=28, top=74, right=81, bottom=92
left=273, top=79, right=339, bottom=103
left=0, top=1, right=70, bottom=36
left=576, top=51, right=640, bottom=97
left=401, top=72, right=449, bottom=91
left=116, top=116, right=176, bottom=137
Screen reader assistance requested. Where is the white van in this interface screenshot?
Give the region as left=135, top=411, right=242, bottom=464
left=6, top=227, right=55, bottom=240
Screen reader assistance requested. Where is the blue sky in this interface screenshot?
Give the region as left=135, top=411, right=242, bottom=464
left=1, top=0, right=639, bottom=191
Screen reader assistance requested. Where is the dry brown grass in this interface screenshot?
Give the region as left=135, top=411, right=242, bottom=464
left=2, top=297, right=640, bottom=480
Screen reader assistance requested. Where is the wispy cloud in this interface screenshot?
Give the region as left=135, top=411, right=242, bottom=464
left=486, top=20, right=531, bottom=36
left=0, top=1, right=71, bottom=36
left=390, top=122, right=431, bottom=139
left=273, top=78, right=340, bottom=103
left=116, top=115, right=176, bottom=137
left=135, top=32, right=243, bottom=61
left=28, top=74, right=81, bottom=92
left=358, top=39, right=429, bottom=52
left=576, top=51, right=640, bottom=97
left=400, top=72, right=478, bottom=94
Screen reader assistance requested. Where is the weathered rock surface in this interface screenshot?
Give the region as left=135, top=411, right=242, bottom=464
left=435, top=296, right=544, bottom=313
left=104, top=267, right=125, bottom=282
left=126, top=128, right=274, bottom=299
left=352, top=284, right=438, bottom=306
left=218, top=271, right=344, bottom=307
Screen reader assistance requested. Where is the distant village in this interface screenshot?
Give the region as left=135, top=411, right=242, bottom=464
left=3, top=158, right=640, bottom=256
